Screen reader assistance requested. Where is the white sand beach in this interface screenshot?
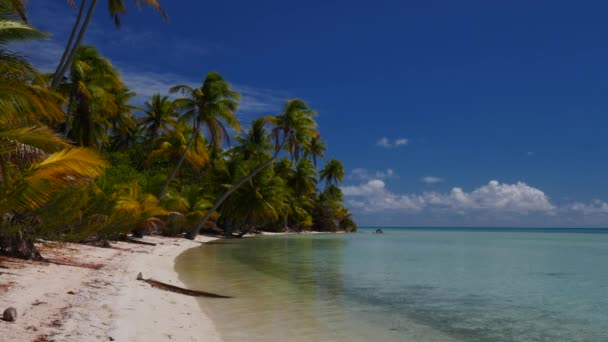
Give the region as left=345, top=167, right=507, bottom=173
left=0, top=236, right=222, bottom=342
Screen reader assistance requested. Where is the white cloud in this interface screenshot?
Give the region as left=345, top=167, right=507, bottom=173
left=116, top=68, right=285, bottom=127
left=395, top=138, right=409, bottom=146
left=421, top=176, right=444, bottom=184
left=342, top=179, right=425, bottom=212
left=348, top=168, right=397, bottom=180
left=376, top=137, right=408, bottom=148
left=342, top=179, right=555, bottom=214
left=376, top=137, right=392, bottom=148
left=564, top=200, right=608, bottom=215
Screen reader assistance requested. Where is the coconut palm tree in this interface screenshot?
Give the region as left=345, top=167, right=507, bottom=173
left=320, top=158, right=344, bottom=190
left=108, top=87, right=139, bottom=150
left=0, top=7, right=108, bottom=258
left=171, top=72, right=241, bottom=150
left=289, top=159, right=317, bottom=197
left=232, top=118, right=272, bottom=160
left=146, top=120, right=208, bottom=172
left=0, top=1, right=64, bottom=122
left=50, top=0, right=166, bottom=89
left=158, top=72, right=240, bottom=199
left=185, top=99, right=318, bottom=239
left=114, top=180, right=167, bottom=237
left=63, top=45, right=123, bottom=147
left=221, top=165, right=288, bottom=236
left=0, top=116, right=108, bottom=259
left=303, top=136, right=326, bottom=167
left=138, top=93, right=178, bottom=141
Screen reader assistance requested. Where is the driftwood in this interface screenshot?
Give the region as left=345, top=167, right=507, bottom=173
left=125, top=238, right=157, bottom=246
left=136, top=273, right=231, bottom=298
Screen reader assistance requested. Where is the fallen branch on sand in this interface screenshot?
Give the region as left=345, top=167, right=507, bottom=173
left=125, top=238, right=157, bottom=246
left=136, top=273, right=231, bottom=298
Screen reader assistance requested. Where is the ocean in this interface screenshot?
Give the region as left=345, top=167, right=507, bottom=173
left=176, top=228, right=608, bottom=341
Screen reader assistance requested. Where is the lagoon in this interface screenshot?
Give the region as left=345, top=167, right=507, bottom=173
left=176, top=228, right=608, bottom=341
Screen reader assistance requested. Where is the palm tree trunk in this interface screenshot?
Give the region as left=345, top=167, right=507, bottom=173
left=185, top=142, right=286, bottom=240
left=64, top=86, right=76, bottom=136
left=0, top=230, right=43, bottom=260
left=51, top=0, right=86, bottom=89
left=50, top=0, right=98, bottom=90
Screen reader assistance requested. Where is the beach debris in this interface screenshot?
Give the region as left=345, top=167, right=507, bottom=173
left=136, top=273, right=232, bottom=298
left=375, top=229, right=384, bottom=234
left=126, top=238, right=157, bottom=246
left=2, top=307, right=17, bottom=321
left=32, top=300, right=47, bottom=306
left=67, top=291, right=76, bottom=295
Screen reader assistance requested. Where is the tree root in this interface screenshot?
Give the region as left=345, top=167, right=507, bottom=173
left=136, top=273, right=231, bottom=298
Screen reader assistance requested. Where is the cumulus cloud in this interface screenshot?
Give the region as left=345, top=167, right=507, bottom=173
left=342, top=179, right=425, bottom=212
left=342, top=179, right=555, bottom=214
left=376, top=137, right=408, bottom=148
left=421, top=176, right=444, bottom=184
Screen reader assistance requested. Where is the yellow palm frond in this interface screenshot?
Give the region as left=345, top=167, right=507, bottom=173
left=6, top=148, right=108, bottom=213
left=0, top=80, right=65, bottom=122
left=0, top=124, right=70, bottom=157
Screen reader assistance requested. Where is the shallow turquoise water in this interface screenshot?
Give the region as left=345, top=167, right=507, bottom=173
left=176, top=228, right=608, bottom=341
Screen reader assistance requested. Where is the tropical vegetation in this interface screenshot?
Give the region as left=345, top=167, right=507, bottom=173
left=0, top=0, right=356, bottom=260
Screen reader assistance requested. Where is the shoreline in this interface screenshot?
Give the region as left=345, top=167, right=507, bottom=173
left=0, top=235, right=223, bottom=342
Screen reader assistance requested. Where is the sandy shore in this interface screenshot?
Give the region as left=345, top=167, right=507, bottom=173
left=0, top=236, right=222, bottom=342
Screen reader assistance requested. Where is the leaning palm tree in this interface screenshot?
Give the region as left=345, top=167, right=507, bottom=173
left=185, top=99, right=318, bottom=239
left=138, top=93, right=178, bottom=141
left=158, top=72, right=240, bottom=199
left=50, top=0, right=166, bottom=89
left=320, top=158, right=344, bottom=190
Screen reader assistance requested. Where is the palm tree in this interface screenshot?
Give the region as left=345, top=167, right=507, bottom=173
left=289, top=159, right=317, bottom=197
left=158, top=72, right=240, bottom=199
left=320, top=158, right=344, bottom=190
left=303, top=136, right=326, bottom=167
left=185, top=99, right=318, bottom=239
left=114, top=180, right=168, bottom=237
left=3, top=0, right=27, bottom=21
left=50, top=0, right=166, bottom=89
left=0, top=116, right=108, bottom=259
left=232, top=118, right=272, bottom=160
left=221, top=165, right=288, bottom=237
left=161, top=185, right=216, bottom=235
left=109, top=87, right=139, bottom=150
left=138, top=93, right=178, bottom=141
left=63, top=45, right=124, bottom=147
left=147, top=120, right=209, bottom=172
left=0, top=2, right=64, bottom=122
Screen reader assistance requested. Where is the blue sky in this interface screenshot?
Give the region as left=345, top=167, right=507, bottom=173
left=18, top=0, right=608, bottom=227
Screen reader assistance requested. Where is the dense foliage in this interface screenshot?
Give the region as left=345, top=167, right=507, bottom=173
left=0, top=1, right=356, bottom=259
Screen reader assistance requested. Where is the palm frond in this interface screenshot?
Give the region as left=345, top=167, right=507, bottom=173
left=6, top=148, right=108, bottom=213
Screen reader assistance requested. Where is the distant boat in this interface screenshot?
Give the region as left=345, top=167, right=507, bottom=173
left=375, top=228, right=384, bottom=234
